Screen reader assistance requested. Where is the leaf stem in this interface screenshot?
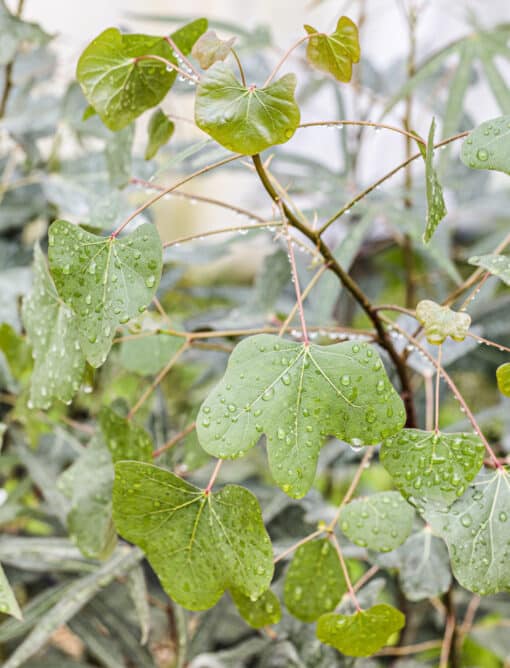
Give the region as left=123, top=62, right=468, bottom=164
left=230, top=48, right=246, bottom=86
left=467, top=332, right=510, bottom=354
left=152, top=422, right=196, bottom=459
left=163, top=222, right=281, bottom=248
left=204, top=459, right=223, bottom=494
left=278, top=263, right=328, bottom=337
left=283, top=218, right=309, bottom=344
left=330, top=533, right=361, bottom=612
left=132, top=54, right=196, bottom=82
left=328, top=446, right=374, bottom=530
left=263, top=35, right=311, bottom=86
left=273, top=529, right=323, bottom=564
left=164, top=34, right=201, bottom=79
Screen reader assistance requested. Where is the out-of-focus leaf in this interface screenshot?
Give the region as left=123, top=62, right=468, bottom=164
left=396, top=529, right=452, bottom=601
left=0, top=537, right=96, bottom=573
left=461, top=115, right=510, bottom=175
left=0, top=0, right=50, bottom=66
left=126, top=565, right=151, bottom=644
left=192, top=30, right=236, bottom=69
left=120, top=332, right=185, bottom=375
left=105, top=124, right=134, bottom=188
left=469, top=253, right=510, bottom=285
left=497, top=363, right=510, bottom=397
left=0, top=563, right=22, bottom=620
left=145, top=108, right=174, bottom=160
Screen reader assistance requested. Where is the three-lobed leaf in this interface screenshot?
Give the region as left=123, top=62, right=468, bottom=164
left=469, top=253, right=510, bottom=286
left=415, top=299, right=471, bottom=345
left=48, top=220, right=162, bottom=367
left=423, top=118, right=447, bottom=243
left=195, top=63, right=300, bottom=155
left=196, top=335, right=406, bottom=498
left=112, top=461, right=273, bottom=610
left=461, top=115, right=510, bottom=175
left=304, top=16, right=360, bottom=82
left=145, top=108, right=174, bottom=160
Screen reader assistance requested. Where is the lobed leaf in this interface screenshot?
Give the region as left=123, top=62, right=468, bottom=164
left=461, top=115, right=510, bottom=175
left=304, top=16, right=360, bottom=82
left=415, top=299, right=471, bottom=345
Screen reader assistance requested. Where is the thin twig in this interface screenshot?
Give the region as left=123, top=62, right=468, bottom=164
left=278, top=263, right=328, bottom=337
left=163, top=222, right=281, bottom=248
left=330, top=533, right=361, bottom=612
left=273, top=530, right=323, bottom=564
left=329, top=447, right=374, bottom=529
left=152, top=422, right=196, bottom=459
left=299, top=120, right=425, bottom=145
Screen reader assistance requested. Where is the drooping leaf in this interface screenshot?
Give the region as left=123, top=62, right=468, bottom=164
left=119, top=332, right=185, bottom=375
left=21, top=244, right=86, bottom=409
left=461, top=115, right=510, bottom=175
left=283, top=538, right=346, bottom=622
left=339, top=491, right=414, bottom=552
left=396, top=528, right=452, bottom=601
left=192, top=30, right=236, bottom=69
left=105, top=123, right=134, bottom=188
left=469, top=253, right=510, bottom=286
left=145, top=108, right=174, bottom=160
left=0, top=0, right=50, bottom=66
left=0, top=563, right=22, bottom=620
left=231, top=588, right=281, bottom=628
left=112, top=461, right=273, bottom=610
left=76, top=20, right=207, bottom=130
left=496, top=363, right=510, bottom=397
left=316, top=604, right=405, bottom=657
left=423, top=118, right=447, bottom=243
left=48, top=220, right=163, bottom=367
left=423, top=468, right=510, bottom=595
left=415, top=299, right=471, bottom=345
left=380, top=429, right=485, bottom=508
left=99, top=405, right=153, bottom=462
left=195, top=63, right=300, bottom=155
left=304, top=16, right=360, bottom=82
left=197, top=335, right=406, bottom=498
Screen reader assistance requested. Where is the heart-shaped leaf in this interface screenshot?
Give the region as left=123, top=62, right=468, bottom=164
left=283, top=538, right=346, bottom=622
left=145, top=108, right=174, bottom=160
left=415, top=299, right=471, bottom=345
left=461, top=115, right=510, bottom=175
left=22, top=244, right=86, bottom=410
left=380, top=429, right=485, bottom=508
left=304, top=16, right=360, bottom=82
left=192, top=30, right=236, bottom=69
left=423, top=118, right=447, bottom=243
left=112, top=461, right=274, bottom=610
left=339, top=491, right=414, bottom=552
left=469, top=253, right=510, bottom=285
left=423, top=468, right=510, bottom=595
left=316, top=604, right=405, bottom=657
left=48, top=220, right=162, bottom=367
left=231, top=588, right=281, bottom=628
left=497, top=363, right=510, bottom=397
left=196, top=335, right=406, bottom=498
left=77, top=20, right=207, bottom=130
left=195, top=63, right=300, bottom=155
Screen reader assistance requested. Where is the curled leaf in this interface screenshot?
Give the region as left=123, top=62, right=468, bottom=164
left=192, top=30, right=236, bottom=69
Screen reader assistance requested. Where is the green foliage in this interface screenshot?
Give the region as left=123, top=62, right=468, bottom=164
left=469, top=253, right=510, bottom=285
left=0, top=563, right=21, bottom=620
left=119, top=332, right=185, bottom=375
left=415, top=299, right=471, bottom=344
left=304, top=16, right=360, bottom=82
left=231, top=588, right=281, bottom=628
left=461, top=115, right=510, bottom=175
left=423, top=118, right=447, bottom=243
left=145, top=108, right=174, bottom=160
left=496, top=362, right=510, bottom=397
left=195, top=64, right=300, bottom=154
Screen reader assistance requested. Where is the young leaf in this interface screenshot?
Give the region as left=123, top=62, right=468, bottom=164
left=316, top=604, right=405, bottom=657
left=145, top=108, right=174, bottom=160
left=0, top=0, right=50, bottom=66
left=231, top=588, right=281, bottom=628
left=76, top=20, right=207, bottom=131
left=469, top=253, right=510, bottom=285
left=99, top=405, right=153, bottom=462
left=496, top=363, right=510, bottom=397
left=423, top=118, right=447, bottom=243
left=415, top=299, right=471, bottom=345
left=0, top=563, right=22, bottom=620
left=396, top=528, right=451, bottom=601
left=304, top=16, right=360, bottom=82
left=461, top=115, right=510, bottom=175
left=112, top=461, right=274, bottom=610
left=196, top=335, right=406, bottom=498
left=195, top=63, right=300, bottom=155
left=22, top=244, right=86, bottom=409
left=339, top=492, right=414, bottom=552
left=423, top=468, right=510, bottom=595
left=48, top=220, right=163, bottom=367
left=283, top=538, right=346, bottom=622
left=120, top=332, right=185, bottom=375
left=192, top=30, right=236, bottom=69
left=380, top=429, right=485, bottom=508
left=105, top=123, right=134, bottom=188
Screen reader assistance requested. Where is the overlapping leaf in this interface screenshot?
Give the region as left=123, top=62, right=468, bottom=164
left=461, top=115, right=510, bottom=175
left=145, top=108, right=174, bottom=160
left=99, top=405, right=153, bottom=462
left=423, top=118, right=447, bottom=243
left=469, top=253, right=510, bottom=285
left=415, top=299, right=471, bottom=345
left=120, top=332, right=185, bottom=376
left=231, top=588, right=281, bottom=628
left=195, top=63, right=300, bottom=154
left=48, top=220, right=163, bottom=367
left=112, top=461, right=274, bottom=610
left=304, top=16, right=360, bottom=82
left=192, top=30, right=236, bottom=69
left=0, top=563, right=21, bottom=620
left=196, top=335, right=406, bottom=498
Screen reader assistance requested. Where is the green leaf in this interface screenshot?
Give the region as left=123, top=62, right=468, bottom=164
left=99, top=406, right=153, bottom=462
left=423, top=468, right=510, bottom=595
left=283, top=538, right=346, bottom=622
left=396, top=528, right=451, bottom=601
left=316, top=604, right=405, bottom=657
left=76, top=20, right=207, bottom=131
left=196, top=335, right=405, bottom=498
left=105, top=124, right=134, bottom=188
left=496, top=363, right=510, bottom=397
left=48, top=220, right=163, bottom=367
left=380, top=429, right=485, bottom=508
left=112, top=461, right=273, bottom=610
left=145, top=108, right=174, bottom=160
left=0, top=563, right=22, bottom=620
left=415, top=299, right=471, bottom=345
left=461, top=115, right=510, bottom=175
left=0, top=0, right=50, bottom=66
left=191, top=30, right=236, bottom=69
left=231, top=588, right=281, bottom=628
left=304, top=16, right=360, bottom=82
left=119, top=332, right=185, bottom=375
left=469, top=253, right=510, bottom=286
left=423, top=118, right=447, bottom=243
left=0, top=323, right=32, bottom=382
left=339, top=491, right=414, bottom=552
left=195, top=63, right=300, bottom=155
left=22, top=244, right=86, bottom=409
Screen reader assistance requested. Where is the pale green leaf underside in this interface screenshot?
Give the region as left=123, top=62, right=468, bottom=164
left=415, top=299, right=471, bottom=345
left=145, top=108, right=174, bottom=160
left=339, top=491, right=414, bottom=552
left=469, top=253, right=510, bottom=286
left=195, top=63, right=300, bottom=155
left=112, top=461, right=273, bottom=610
left=423, top=118, right=447, bottom=243
left=283, top=538, right=346, bottom=622
left=304, top=16, right=360, bottom=82
left=22, top=244, right=86, bottom=409
left=424, top=468, right=510, bottom=595
left=99, top=405, right=153, bottom=463
left=0, top=563, right=22, bottom=620
left=231, top=588, right=281, bottom=628
left=497, top=363, right=510, bottom=397
left=197, top=335, right=406, bottom=499
left=191, top=30, right=236, bottom=70
left=48, top=220, right=162, bottom=368
left=461, top=115, right=510, bottom=175
left=120, top=332, right=185, bottom=375
left=381, top=429, right=485, bottom=509
left=317, top=604, right=405, bottom=657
